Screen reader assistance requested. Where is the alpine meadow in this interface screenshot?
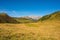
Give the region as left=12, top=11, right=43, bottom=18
left=0, top=0, right=60, bottom=40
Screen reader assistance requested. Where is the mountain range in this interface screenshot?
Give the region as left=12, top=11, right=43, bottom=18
left=0, top=11, right=60, bottom=23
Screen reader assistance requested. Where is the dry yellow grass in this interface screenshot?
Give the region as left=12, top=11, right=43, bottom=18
left=0, top=21, right=60, bottom=40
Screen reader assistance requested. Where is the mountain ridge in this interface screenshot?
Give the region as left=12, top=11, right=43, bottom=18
left=38, top=11, right=60, bottom=21
left=0, top=13, right=18, bottom=23
left=0, top=11, right=60, bottom=23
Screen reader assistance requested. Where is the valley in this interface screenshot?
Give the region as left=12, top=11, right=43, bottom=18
left=0, top=11, right=60, bottom=40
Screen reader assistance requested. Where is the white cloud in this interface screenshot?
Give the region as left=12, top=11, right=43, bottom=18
left=0, top=10, right=34, bottom=17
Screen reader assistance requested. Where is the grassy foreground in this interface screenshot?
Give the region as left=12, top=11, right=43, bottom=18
left=0, top=21, right=60, bottom=40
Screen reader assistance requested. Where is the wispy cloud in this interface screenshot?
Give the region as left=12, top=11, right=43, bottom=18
left=0, top=10, right=39, bottom=17
left=0, top=9, right=59, bottom=17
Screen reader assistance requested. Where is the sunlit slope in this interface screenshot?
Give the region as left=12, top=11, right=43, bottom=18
left=38, top=11, right=60, bottom=21
left=14, top=17, right=36, bottom=23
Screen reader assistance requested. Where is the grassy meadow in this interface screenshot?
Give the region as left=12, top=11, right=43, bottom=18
left=0, top=21, right=60, bottom=40
left=0, top=11, right=60, bottom=40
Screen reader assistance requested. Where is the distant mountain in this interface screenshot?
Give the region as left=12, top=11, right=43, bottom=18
left=38, top=11, right=60, bottom=21
left=14, top=16, right=41, bottom=23
left=0, top=13, right=18, bottom=23
left=27, top=16, right=41, bottom=20
left=0, top=11, right=60, bottom=23
left=14, top=17, right=36, bottom=23
left=0, top=13, right=39, bottom=23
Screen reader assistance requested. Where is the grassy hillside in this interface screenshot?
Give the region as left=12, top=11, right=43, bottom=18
left=38, top=11, right=60, bottom=22
left=0, top=13, right=37, bottom=23
left=14, top=17, right=37, bottom=23
left=0, top=11, right=60, bottom=40
left=0, top=13, right=18, bottom=23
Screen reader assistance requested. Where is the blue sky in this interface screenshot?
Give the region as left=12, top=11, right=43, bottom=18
left=0, top=0, right=60, bottom=17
